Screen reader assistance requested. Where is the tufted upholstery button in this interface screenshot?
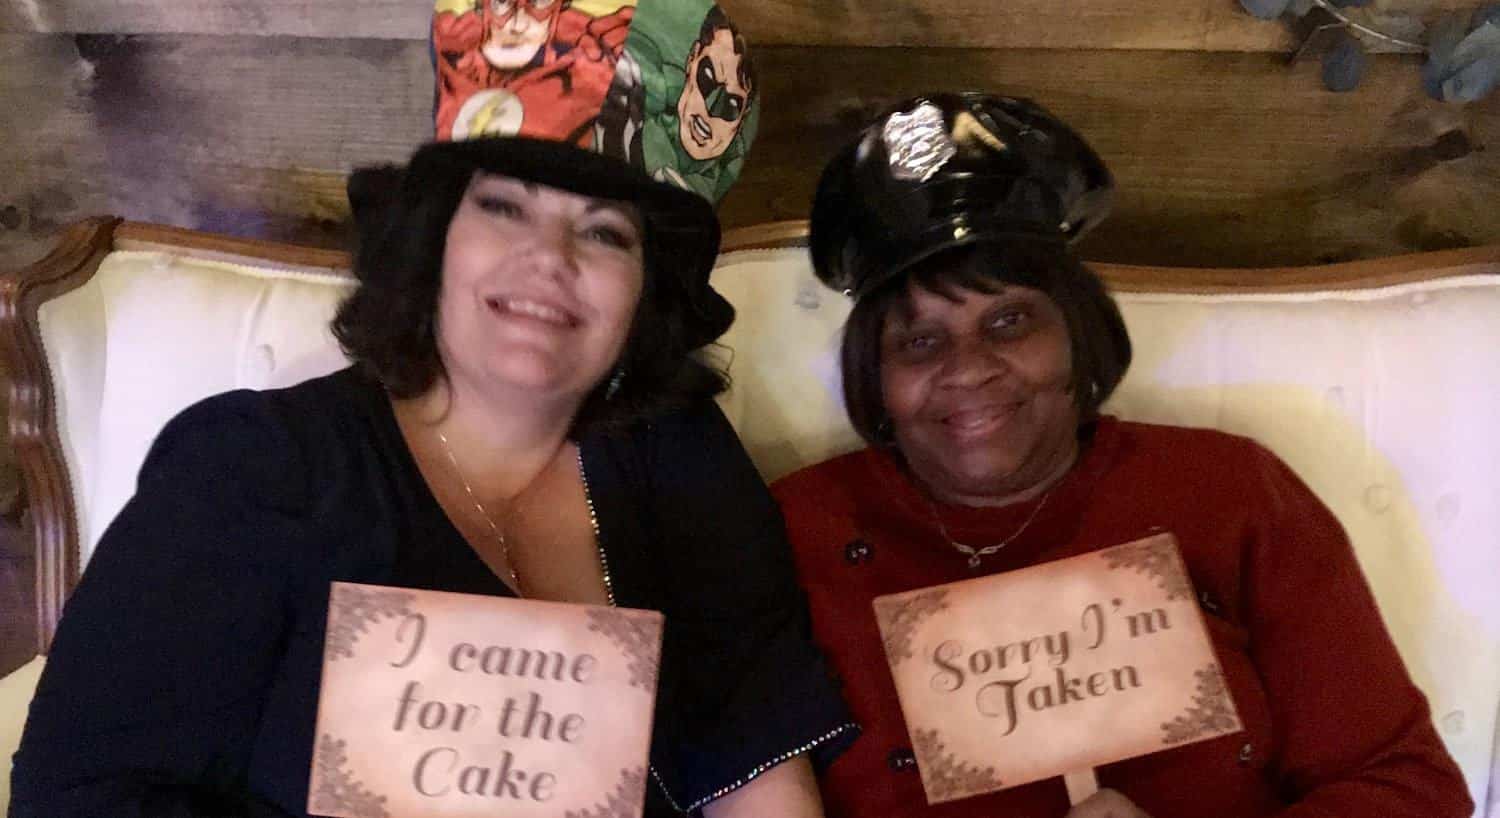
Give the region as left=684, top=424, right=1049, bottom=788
left=1362, top=484, right=1392, bottom=514
left=844, top=538, right=874, bottom=565
left=1436, top=493, right=1462, bottom=524
left=887, top=746, right=917, bottom=772
left=1441, top=710, right=1465, bottom=735
left=1238, top=742, right=1254, bottom=766
left=251, top=343, right=277, bottom=380
left=795, top=280, right=822, bottom=310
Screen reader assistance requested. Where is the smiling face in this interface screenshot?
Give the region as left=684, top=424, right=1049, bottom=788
left=879, top=281, right=1080, bottom=504
left=676, top=27, right=750, bottom=161
left=436, top=173, right=645, bottom=405
left=481, top=0, right=561, bottom=70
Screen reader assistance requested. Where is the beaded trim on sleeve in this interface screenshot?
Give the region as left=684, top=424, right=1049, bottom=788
left=655, top=722, right=861, bottom=813
left=577, top=450, right=857, bottom=813
left=576, top=448, right=616, bottom=606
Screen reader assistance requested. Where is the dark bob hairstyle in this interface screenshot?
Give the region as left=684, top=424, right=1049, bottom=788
left=332, top=159, right=727, bottom=439
left=840, top=238, right=1132, bottom=449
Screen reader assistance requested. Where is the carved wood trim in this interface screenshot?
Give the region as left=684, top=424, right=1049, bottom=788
left=114, top=222, right=352, bottom=277
left=0, top=217, right=121, bottom=654
left=1096, top=246, right=1500, bottom=293
left=718, top=220, right=1500, bottom=292
left=720, top=220, right=814, bottom=255
left=110, top=221, right=1500, bottom=291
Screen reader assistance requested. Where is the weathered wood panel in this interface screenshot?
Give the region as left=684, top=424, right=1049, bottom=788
left=0, top=33, right=430, bottom=269
left=742, top=0, right=1474, bottom=51
left=731, top=0, right=1295, bottom=51
left=0, top=521, right=34, bottom=676
left=3, top=34, right=1497, bottom=271
left=1, top=0, right=1479, bottom=50
left=0, top=0, right=431, bottom=41
left=0, top=35, right=110, bottom=270
left=0, top=0, right=1301, bottom=51
left=732, top=46, right=1500, bottom=266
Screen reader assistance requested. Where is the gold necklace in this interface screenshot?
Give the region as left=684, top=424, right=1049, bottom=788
left=923, top=489, right=1052, bottom=570
left=436, top=430, right=521, bottom=592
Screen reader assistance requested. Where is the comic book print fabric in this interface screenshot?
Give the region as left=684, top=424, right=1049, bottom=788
left=431, top=0, right=758, bottom=204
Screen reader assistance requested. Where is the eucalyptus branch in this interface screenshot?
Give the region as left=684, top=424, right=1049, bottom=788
left=1307, top=0, right=1428, bottom=52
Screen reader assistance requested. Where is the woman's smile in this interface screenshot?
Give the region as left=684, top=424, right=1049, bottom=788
left=937, top=399, right=1025, bottom=441
left=484, top=294, right=581, bottom=329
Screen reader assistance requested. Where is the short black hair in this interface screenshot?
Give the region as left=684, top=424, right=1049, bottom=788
left=333, top=159, right=726, bottom=439
left=840, top=240, right=1132, bottom=449
left=694, top=5, right=756, bottom=104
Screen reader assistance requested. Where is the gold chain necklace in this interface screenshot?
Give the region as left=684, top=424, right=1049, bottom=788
left=436, top=430, right=521, bottom=592
left=923, top=489, right=1052, bottom=570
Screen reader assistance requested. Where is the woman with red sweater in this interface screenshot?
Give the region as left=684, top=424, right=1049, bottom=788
left=772, top=92, right=1473, bottom=818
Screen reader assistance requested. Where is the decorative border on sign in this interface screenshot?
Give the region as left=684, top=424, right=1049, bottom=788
left=1101, top=537, right=1192, bottom=601
left=563, top=766, right=648, bottom=818
left=912, top=727, right=1003, bottom=802
left=310, top=734, right=390, bottom=818
left=1161, top=664, right=1241, bottom=745
left=586, top=609, right=662, bottom=691
left=874, top=589, right=950, bottom=668
left=325, top=585, right=416, bottom=660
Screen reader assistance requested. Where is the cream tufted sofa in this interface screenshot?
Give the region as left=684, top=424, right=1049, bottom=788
left=1, top=219, right=1497, bottom=816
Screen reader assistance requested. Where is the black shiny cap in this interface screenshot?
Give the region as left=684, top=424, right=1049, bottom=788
left=810, top=92, right=1113, bottom=299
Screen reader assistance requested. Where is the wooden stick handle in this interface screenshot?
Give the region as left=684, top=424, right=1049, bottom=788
left=1064, top=768, right=1099, bottom=805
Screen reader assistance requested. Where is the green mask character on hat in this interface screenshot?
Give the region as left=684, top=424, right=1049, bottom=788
left=602, top=1, right=761, bottom=203
left=430, top=0, right=758, bottom=208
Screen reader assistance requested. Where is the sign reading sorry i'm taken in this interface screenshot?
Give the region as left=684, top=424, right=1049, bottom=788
left=873, top=533, right=1242, bottom=804
left=308, top=582, right=662, bottom=818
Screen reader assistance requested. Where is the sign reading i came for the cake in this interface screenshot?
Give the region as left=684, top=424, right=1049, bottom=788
left=308, top=582, right=663, bottom=818
left=873, top=532, right=1243, bottom=805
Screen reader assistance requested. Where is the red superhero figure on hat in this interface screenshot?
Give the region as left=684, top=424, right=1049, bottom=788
left=433, top=0, right=634, bottom=144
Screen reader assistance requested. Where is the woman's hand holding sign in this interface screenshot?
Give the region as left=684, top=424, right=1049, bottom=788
left=1064, top=788, right=1152, bottom=818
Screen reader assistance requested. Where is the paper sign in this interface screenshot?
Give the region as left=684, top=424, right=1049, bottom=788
left=309, top=582, right=663, bottom=818
left=873, top=533, right=1241, bottom=804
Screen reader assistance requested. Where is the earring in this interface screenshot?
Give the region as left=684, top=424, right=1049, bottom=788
left=605, top=368, right=626, bottom=400
left=875, top=418, right=895, bottom=445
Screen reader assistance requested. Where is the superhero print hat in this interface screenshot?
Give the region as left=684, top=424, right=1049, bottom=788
left=404, top=0, right=760, bottom=346
left=809, top=92, right=1113, bottom=300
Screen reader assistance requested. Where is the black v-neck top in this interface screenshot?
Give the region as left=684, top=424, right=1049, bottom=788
left=12, top=368, right=856, bottom=817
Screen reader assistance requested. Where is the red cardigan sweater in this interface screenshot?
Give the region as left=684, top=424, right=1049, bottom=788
left=773, top=417, right=1472, bottom=818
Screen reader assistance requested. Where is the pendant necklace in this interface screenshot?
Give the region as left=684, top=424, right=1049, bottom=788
left=923, top=488, right=1052, bottom=569
left=436, top=430, right=522, bottom=593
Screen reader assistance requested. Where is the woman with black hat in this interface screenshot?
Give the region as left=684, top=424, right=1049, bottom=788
left=10, top=3, right=853, bottom=816
left=773, top=93, right=1471, bottom=818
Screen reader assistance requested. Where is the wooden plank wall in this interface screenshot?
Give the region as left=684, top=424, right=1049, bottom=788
left=2, top=0, right=1498, bottom=271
